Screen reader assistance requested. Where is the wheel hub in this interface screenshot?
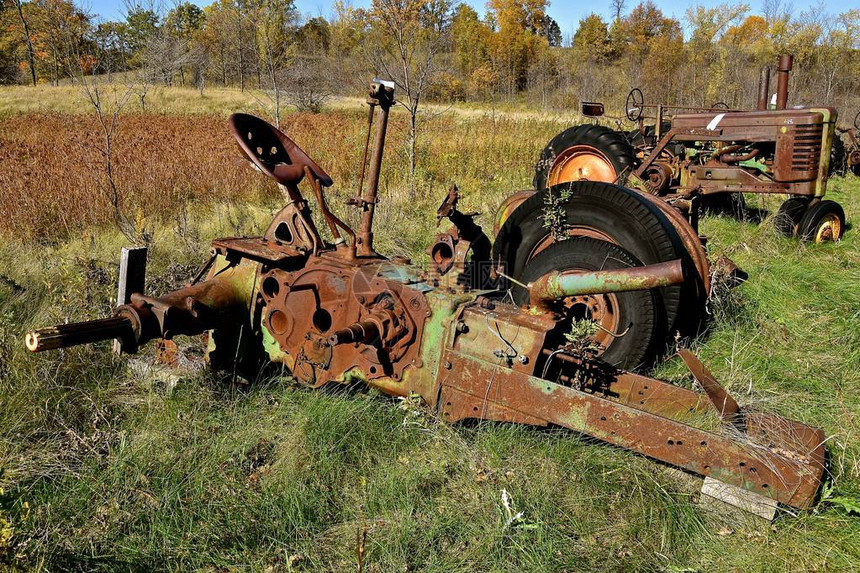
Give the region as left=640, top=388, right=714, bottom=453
left=565, top=293, right=621, bottom=351
left=549, top=146, right=617, bottom=185
left=815, top=213, right=842, bottom=243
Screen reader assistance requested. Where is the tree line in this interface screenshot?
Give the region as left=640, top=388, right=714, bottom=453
left=0, top=0, right=858, bottom=116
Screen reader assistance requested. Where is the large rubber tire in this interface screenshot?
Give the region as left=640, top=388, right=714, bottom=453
left=494, top=181, right=695, bottom=339
left=513, top=237, right=660, bottom=370
left=534, top=124, right=636, bottom=190
left=799, top=200, right=845, bottom=243
left=830, top=135, right=846, bottom=176
left=774, top=197, right=809, bottom=237
left=700, top=192, right=746, bottom=219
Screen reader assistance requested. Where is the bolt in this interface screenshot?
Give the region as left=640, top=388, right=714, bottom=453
left=518, top=355, right=529, bottom=365
left=444, top=361, right=453, bottom=370
left=455, top=321, right=468, bottom=333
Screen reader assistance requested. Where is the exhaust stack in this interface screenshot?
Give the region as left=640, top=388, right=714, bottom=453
left=775, top=54, right=793, bottom=110
left=756, top=66, right=771, bottom=110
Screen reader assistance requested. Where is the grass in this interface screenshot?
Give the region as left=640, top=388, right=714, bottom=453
left=0, top=85, right=859, bottom=571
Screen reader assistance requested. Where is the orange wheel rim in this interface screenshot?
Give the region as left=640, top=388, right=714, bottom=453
left=565, top=294, right=621, bottom=351
left=548, top=146, right=617, bottom=185
left=815, top=213, right=842, bottom=243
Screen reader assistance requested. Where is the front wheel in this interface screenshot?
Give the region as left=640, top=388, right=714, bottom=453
left=799, top=200, right=845, bottom=243
left=775, top=197, right=809, bottom=237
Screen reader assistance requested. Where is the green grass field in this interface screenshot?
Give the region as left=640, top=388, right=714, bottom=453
left=0, top=85, right=859, bottom=571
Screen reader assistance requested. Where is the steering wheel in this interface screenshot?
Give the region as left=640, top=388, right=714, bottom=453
left=625, top=88, right=644, bottom=122
left=854, top=111, right=860, bottom=130
left=228, top=113, right=333, bottom=188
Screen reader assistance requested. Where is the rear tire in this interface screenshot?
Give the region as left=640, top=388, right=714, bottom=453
left=494, top=181, right=700, bottom=342
left=534, top=124, right=636, bottom=190
left=775, top=197, right=809, bottom=237
left=799, top=200, right=845, bottom=243
left=700, top=193, right=746, bottom=219
left=830, top=135, right=846, bottom=176
left=513, top=237, right=660, bottom=370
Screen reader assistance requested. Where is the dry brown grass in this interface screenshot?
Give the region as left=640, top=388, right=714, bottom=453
left=0, top=110, right=564, bottom=241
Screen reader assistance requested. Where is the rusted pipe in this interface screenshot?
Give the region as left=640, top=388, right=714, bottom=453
left=357, top=82, right=395, bottom=257
left=355, top=102, right=375, bottom=202
left=721, top=149, right=760, bottom=163
left=328, top=320, right=380, bottom=346
left=25, top=315, right=135, bottom=352
left=756, top=66, right=771, bottom=110
left=775, top=54, right=793, bottom=110
left=715, top=145, right=760, bottom=163
left=528, top=259, right=685, bottom=307
left=305, top=166, right=356, bottom=258
left=714, top=144, right=743, bottom=158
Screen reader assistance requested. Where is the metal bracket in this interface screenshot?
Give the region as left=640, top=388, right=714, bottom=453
left=113, top=247, right=147, bottom=354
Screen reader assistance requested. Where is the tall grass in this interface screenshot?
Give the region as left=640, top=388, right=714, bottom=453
left=0, top=109, right=568, bottom=245
left=0, top=94, right=858, bottom=570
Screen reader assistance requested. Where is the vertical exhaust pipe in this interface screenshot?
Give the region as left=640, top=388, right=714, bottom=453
left=357, top=81, right=395, bottom=257
left=756, top=66, right=770, bottom=111
left=775, top=54, right=793, bottom=110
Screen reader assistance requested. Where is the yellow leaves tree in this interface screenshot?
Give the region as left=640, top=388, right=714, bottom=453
left=485, top=0, right=549, bottom=96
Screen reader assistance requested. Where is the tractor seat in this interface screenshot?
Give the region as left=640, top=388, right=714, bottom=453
left=229, top=113, right=333, bottom=188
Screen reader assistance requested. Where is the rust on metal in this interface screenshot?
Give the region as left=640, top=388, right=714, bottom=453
left=438, top=349, right=825, bottom=509
left=678, top=349, right=741, bottom=422
left=775, top=54, right=793, bottom=111
left=756, top=65, right=771, bottom=111
left=527, top=259, right=685, bottom=306
left=24, top=83, right=829, bottom=518
left=26, top=315, right=135, bottom=352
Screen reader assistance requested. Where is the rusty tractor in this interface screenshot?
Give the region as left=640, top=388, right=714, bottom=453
left=25, top=81, right=826, bottom=519
left=835, top=111, right=860, bottom=176
left=530, top=54, right=846, bottom=244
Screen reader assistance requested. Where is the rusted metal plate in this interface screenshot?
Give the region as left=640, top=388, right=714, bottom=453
left=212, top=237, right=304, bottom=263
left=438, top=349, right=824, bottom=509
left=678, top=350, right=741, bottom=422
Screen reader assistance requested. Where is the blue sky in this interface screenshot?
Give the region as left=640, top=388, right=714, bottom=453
left=85, top=0, right=843, bottom=40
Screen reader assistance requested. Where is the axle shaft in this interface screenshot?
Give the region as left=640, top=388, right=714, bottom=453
left=25, top=316, right=134, bottom=352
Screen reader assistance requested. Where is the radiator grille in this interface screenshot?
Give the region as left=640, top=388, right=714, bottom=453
left=791, top=123, right=823, bottom=172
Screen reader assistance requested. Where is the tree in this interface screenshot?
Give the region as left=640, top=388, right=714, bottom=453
left=297, top=16, right=330, bottom=53
left=616, top=2, right=684, bottom=102
left=368, top=0, right=454, bottom=185
left=685, top=3, right=749, bottom=106
left=12, top=0, right=36, bottom=84
left=543, top=15, right=561, bottom=47
left=92, top=21, right=131, bottom=79
left=611, top=0, right=626, bottom=22
left=31, top=0, right=91, bottom=84
left=253, top=0, right=299, bottom=126
left=165, top=1, right=206, bottom=86
left=486, top=0, right=550, bottom=95
left=816, top=9, right=860, bottom=103
left=124, top=5, right=159, bottom=67
left=573, top=13, right=609, bottom=60
left=450, top=4, right=492, bottom=96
